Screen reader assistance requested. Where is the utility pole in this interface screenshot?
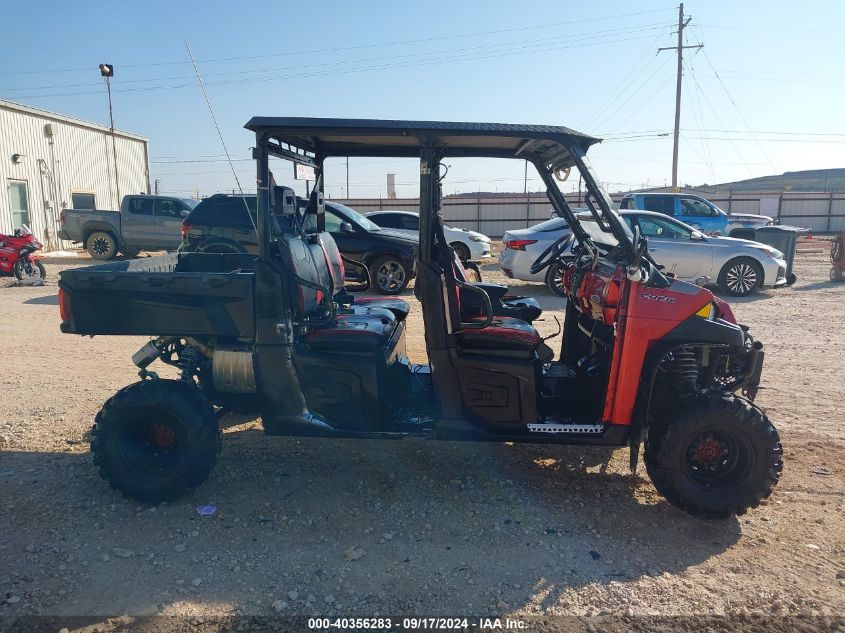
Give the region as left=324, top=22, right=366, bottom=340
left=99, top=64, right=120, bottom=204
left=658, top=4, right=702, bottom=191
left=346, top=157, right=349, bottom=199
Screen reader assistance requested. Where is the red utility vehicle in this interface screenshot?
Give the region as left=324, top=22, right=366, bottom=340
left=0, top=225, right=45, bottom=280
left=58, top=118, right=782, bottom=519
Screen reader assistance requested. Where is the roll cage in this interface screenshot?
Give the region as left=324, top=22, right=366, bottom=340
left=244, top=117, right=638, bottom=266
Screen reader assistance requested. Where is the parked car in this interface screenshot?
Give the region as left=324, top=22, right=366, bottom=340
left=59, top=194, right=198, bottom=260
left=618, top=192, right=773, bottom=239
left=500, top=211, right=789, bottom=297
left=181, top=195, right=418, bottom=295
left=365, top=210, right=492, bottom=261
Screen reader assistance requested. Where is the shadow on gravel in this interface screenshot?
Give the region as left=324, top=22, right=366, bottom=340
left=0, top=430, right=741, bottom=618
left=792, top=280, right=842, bottom=292
left=24, top=295, right=58, bottom=305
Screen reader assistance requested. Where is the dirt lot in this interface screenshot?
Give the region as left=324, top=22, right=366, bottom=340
left=0, top=247, right=843, bottom=628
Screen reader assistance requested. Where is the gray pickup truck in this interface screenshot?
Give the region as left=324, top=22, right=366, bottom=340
left=58, top=194, right=199, bottom=259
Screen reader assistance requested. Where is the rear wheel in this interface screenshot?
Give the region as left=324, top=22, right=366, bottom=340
left=90, top=380, right=220, bottom=503
left=545, top=261, right=567, bottom=297
left=450, top=242, right=471, bottom=262
left=644, top=393, right=782, bottom=519
left=371, top=255, right=410, bottom=295
left=718, top=257, right=763, bottom=297
left=831, top=267, right=843, bottom=282
left=13, top=258, right=46, bottom=281
left=87, top=231, right=117, bottom=260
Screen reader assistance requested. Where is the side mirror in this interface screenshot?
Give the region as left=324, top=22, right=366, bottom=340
left=690, top=230, right=705, bottom=240
left=340, top=221, right=355, bottom=234
left=180, top=209, right=190, bottom=218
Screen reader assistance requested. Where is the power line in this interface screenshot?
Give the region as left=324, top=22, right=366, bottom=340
left=698, top=46, right=776, bottom=172
left=0, top=7, right=675, bottom=77
left=6, top=27, right=672, bottom=100
left=3, top=22, right=673, bottom=94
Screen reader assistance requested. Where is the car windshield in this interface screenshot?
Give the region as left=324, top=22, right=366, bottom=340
left=331, top=202, right=381, bottom=231
left=181, top=198, right=200, bottom=209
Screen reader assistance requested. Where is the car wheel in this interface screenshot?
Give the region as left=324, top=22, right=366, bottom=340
left=450, top=242, right=471, bottom=262
left=87, top=231, right=117, bottom=260
left=545, top=261, right=567, bottom=297
left=371, top=255, right=410, bottom=295
left=718, top=257, right=763, bottom=297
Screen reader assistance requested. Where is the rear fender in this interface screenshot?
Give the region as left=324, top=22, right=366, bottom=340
left=82, top=221, right=122, bottom=247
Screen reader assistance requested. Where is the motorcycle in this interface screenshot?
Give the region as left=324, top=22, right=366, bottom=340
left=0, top=225, right=46, bottom=281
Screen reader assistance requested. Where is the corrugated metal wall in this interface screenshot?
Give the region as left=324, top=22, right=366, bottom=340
left=337, top=191, right=845, bottom=237
left=0, top=102, right=149, bottom=250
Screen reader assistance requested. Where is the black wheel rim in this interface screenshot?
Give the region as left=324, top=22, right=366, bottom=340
left=376, top=260, right=406, bottom=292
left=684, top=428, right=751, bottom=488
left=116, top=411, right=183, bottom=480
left=726, top=263, right=758, bottom=294
left=91, top=237, right=111, bottom=256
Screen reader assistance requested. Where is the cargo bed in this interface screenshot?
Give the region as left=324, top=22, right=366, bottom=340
left=58, top=253, right=256, bottom=338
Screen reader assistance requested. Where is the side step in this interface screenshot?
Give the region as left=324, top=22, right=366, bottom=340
left=527, top=423, right=605, bottom=435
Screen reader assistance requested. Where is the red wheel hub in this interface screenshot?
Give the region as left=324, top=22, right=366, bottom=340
left=151, top=424, right=176, bottom=449
left=690, top=435, right=726, bottom=464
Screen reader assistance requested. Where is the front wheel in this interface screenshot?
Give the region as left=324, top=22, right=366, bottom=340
left=545, top=261, right=567, bottom=297
left=718, top=257, right=763, bottom=297
left=90, top=380, right=220, bottom=503
left=371, top=255, right=410, bottom=295
left=450, top=242, right=471, bottom=262
left=13, top=258, right=46, bottom=281
left=644, top=393, right=782, bottom=519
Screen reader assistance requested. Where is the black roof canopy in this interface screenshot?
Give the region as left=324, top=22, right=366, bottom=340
left=244, top=117, right=600, bottom=168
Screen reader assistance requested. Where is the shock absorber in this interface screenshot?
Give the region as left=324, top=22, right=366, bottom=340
left=660, top=346, right=699, bottom=393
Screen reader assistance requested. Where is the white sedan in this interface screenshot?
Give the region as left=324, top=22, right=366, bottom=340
left=366, top=210, right=491, bottom=261
left=500, top=210, right=789, bottom=297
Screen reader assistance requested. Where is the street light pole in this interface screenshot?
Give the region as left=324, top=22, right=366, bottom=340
left=99, top=64, right=120, bottom=204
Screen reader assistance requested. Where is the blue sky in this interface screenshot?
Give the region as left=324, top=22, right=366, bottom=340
left=2, top=1, right=843, bottom=199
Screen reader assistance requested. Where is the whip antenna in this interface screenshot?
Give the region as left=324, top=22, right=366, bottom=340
left=185, top=41, right=257, bottom=235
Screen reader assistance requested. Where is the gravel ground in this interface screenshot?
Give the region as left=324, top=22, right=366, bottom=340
left=0, top=247, right=843, bottom=629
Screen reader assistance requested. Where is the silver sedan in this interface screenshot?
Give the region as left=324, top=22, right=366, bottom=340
left=500, top=210, right=789, bottom=297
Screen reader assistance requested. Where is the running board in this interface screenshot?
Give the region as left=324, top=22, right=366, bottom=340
left=527, top=423, right=605, bottom=435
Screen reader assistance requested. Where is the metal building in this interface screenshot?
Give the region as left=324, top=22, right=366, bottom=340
left=0, top=99, right=149, bottom=250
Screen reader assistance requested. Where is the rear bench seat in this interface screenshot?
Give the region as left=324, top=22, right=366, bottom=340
left=310, top=233, right=410, bottom=322
left=275, top=231, right=404, bottom=355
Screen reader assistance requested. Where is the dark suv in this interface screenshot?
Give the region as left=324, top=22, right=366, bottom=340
left=181, top=194, right=417, bottom=294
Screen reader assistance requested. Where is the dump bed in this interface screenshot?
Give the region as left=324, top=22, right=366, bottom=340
left=58, top=253, right=256, bottom=338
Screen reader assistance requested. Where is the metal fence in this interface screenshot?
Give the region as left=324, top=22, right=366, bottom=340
left=335, top=191, right=845, bottom=237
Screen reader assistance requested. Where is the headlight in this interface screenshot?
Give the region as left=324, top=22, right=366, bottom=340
left=695, top=303, right=717, bottom=320
left=752, top=245, right=783, bottom=259
left=469, top=235, right=487, bottom=242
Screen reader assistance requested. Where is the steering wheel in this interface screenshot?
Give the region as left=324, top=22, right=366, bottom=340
left=529, top=232, right=575, bottom=275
